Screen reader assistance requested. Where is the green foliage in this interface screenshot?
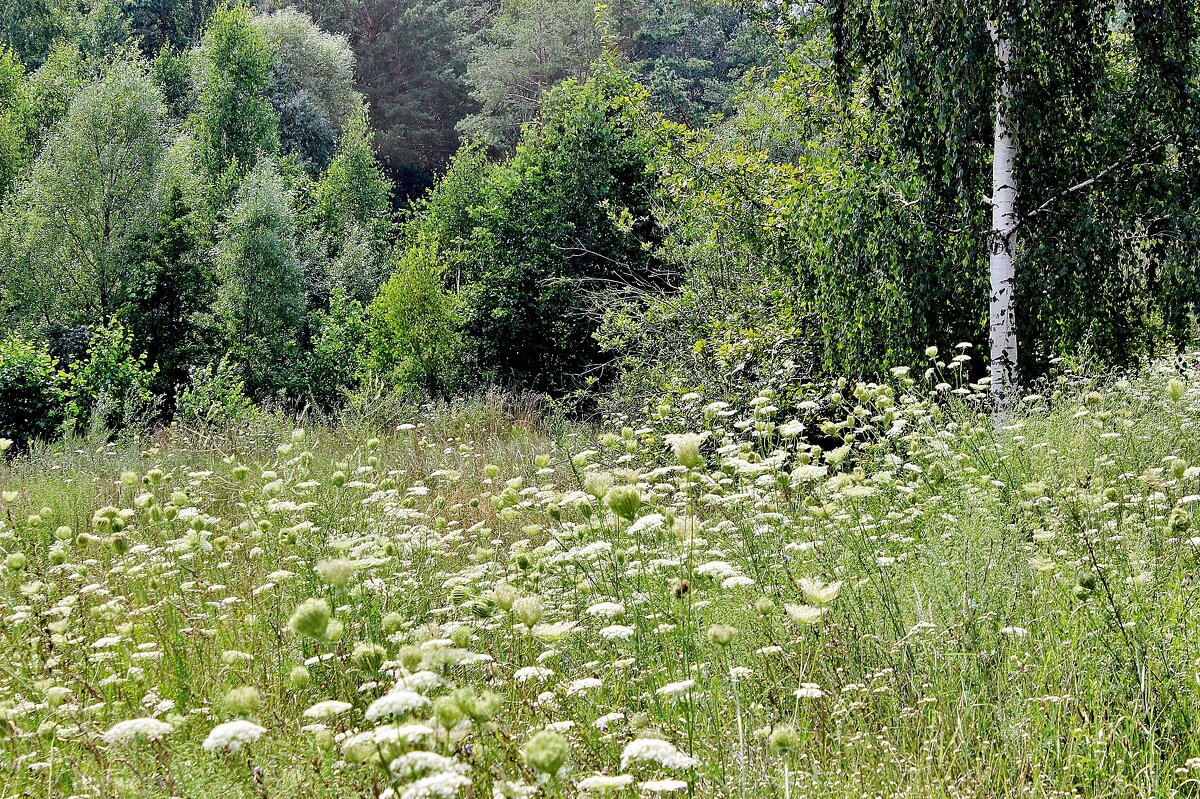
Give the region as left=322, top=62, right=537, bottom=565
left=313, top=111, right=392, bottom=245
left=189, top=2, right=277, bottom=187
left=0, top=44, right=27, bottom=203
left=459, top=0, right=599, bottom=149
left=253, top=7, right=361, bottom=175
left=367, top=243, right=461, bottom=397
left=0, top=0, right=72, bottom=67
left=126, top=0, right=214, bottom=54
left=123, top=142, right=217, bottom=398
left=416, top=66, right=664, bottom=394
left=819, top=1, right=1200, bottom=375
left=304, top=287, right=369, bottom=409
left=629, top=0, right=776, bottom=127
left=1, top=57, right=165, bottom=327
left=0, top=335, right=65, bottom=447
left=214, top=158, right=304, bottom=397
left=18, top=39, right=85, bottom=153
left=295, top=0, right=480, bottom=198
left=621, top=34, right=985, bottom=395
left=174, top=354, right=256, bottom=428
left=63, top=319, right=157, bottom=435
left=311, top=111, right=394, bottom=303
left=151, top=43, right=193, bottom=119
left=68, top=0, right=134, bottom=61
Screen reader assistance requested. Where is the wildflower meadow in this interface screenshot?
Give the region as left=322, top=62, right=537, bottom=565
left=3, top=355, right=1200, bottom=798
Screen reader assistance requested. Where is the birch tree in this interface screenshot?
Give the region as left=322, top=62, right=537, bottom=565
left=825, top=0, right=1199, bottom=396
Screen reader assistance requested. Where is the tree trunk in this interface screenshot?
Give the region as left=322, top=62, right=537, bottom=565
left=989, top=19, right=1018, bottom=398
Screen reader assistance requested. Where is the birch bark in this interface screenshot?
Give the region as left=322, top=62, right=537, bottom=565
left=989, top=19, right=1018, bottom=398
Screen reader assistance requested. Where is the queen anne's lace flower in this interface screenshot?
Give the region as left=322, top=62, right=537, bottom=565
left=598, top=625, right=636, bottom=641
left=102, top=717, right=173, bottom=745
left=302, top=700, right=353, bottom=720
left=640, top=778, right=689, bottom=793
left=390, top=751, right=466, bottom=779
left=366, top=690, right=431, bottom=720
left=202, top=720, right=267, bottom=752
left=576, top=774, right=635, bottom=792
left=620, top=739, right=698, bottom=770
left=585, top=601, right=625, bottom=618
left=513, top=666, right=554, bottom=682
left=398, top=771, right=471, bottom=799
left=655, top=679, right=695, bottom=697
left=394, top=670, right=444, bottom=693
left=566, top=677, right=603, bottom=696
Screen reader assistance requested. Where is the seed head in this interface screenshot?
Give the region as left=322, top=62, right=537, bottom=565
left=288, top=598, right=332, bottom=640
left=524, top=729, right=569, bottom=775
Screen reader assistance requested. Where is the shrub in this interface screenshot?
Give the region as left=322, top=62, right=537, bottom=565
left=65, top=320, right=158, bottom=436
left=0, top=336, right=67, bottom=449
left=174, top=356, right=258, bottom=429
left=303, top=288, right=369, bottom=411
left=414, top=67, right=665, bottom=395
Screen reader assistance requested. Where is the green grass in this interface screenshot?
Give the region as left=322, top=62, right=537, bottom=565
left=3, top=367, right=1200, bottom=798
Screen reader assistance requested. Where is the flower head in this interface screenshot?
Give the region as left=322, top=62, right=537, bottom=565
left=664, top=433, right=709, bottom=469
left=621, top=739, right=698, bottom=771
left=365, top=689, right=431, bottom=721
left=288, top=598, right=332, bottom=639
left=524, top=729, right=570, bottom=775
left=203, top=720, right=267, bottom=753
left=103, top=717, right=173, bottom=746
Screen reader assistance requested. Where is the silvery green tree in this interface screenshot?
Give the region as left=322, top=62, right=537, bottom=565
left=251, top=7, right=362, bottom=174
left=824, top=0, right=1200, bottom=394
left=0, top=58, right=165, bottom=328
left=214, top=157, right=304, bottom=396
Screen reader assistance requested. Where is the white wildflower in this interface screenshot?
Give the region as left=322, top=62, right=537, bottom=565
left=585, top=602, right=626, bottom=618
left=577, top=774, right=635, bottom=792
left=598, top=625, right=636, bottom=641
left=566, top=677, right=603, bottom=696
left=390, top=751, right=467, bottom=779
left=394, top=670, right=445, bottom=693
left=514, top=666, right=555, bottom=683
left=366, top=690, right=431, bottom=721
left=783, top=604, right=827, bottom=624
left=593, top=712, right=625, bottom=729
left=202, top=720, right=267, bottom=752
left=793, top=683, right=825, bottom=699
left=799, top=577, right=843, bottom=606
left=639, top=779, right=689, bottom=793
left=399, top=772, right=471, bottom=799
left=655, top=680, right=695, bottom=697
left=303, top=701, right=353, bottom=721
left=620, top=739, right=698, bottom=770
left=103, top=717, right=173, bottom=745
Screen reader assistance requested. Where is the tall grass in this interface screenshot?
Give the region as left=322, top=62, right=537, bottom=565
left=2, top=362, right=1200, bottom=798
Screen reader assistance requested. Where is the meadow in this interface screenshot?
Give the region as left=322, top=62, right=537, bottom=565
left=3, top=357, right=1200, bottom=798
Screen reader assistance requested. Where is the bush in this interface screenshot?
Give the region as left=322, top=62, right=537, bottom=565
left=174, top=356, right=258, bottom=429
left=0, top=336, right=67, bottom=449
left=413, top=67, right=664, bottom=395
left=64, top=320, right=158, bottom=437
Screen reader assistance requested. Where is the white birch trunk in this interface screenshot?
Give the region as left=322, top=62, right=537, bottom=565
left=989, top=20, right=1019, bottom=399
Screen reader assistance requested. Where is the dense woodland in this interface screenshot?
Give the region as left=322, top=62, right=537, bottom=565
left=0, top=0, right=1198, bottom=445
